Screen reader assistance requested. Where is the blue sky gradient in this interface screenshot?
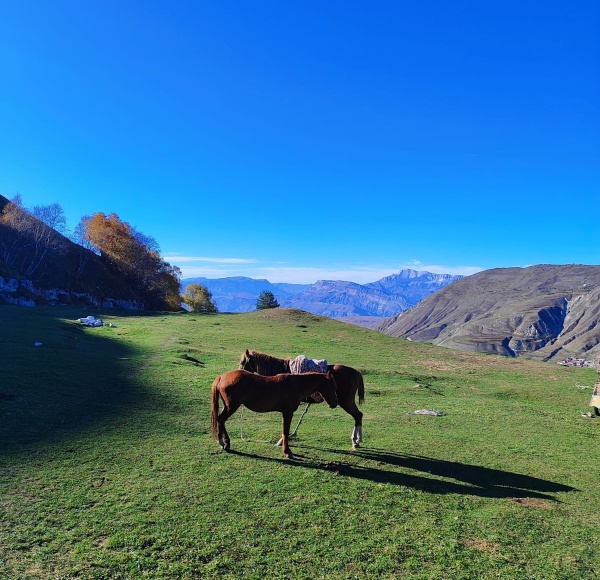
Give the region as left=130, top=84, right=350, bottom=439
left=1, top=1, right=598, bottom=283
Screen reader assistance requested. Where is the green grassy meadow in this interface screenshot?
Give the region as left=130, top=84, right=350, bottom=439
left=1, top=303, right=598, bottom=579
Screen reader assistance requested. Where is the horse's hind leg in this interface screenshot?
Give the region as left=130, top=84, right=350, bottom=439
left=340, top=398, right=363, bottom=449
left=351, top=424, right=363, bottom=448
left=217, top=405, right=238, bottom=451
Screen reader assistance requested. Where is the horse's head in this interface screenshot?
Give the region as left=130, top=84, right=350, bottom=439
left=320, top=371, right=338, bottom=409
left=239, top=349, right=257, bottom=372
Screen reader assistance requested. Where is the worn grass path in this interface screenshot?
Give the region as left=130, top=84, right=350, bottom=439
left=0, top=304, right=598, bottom=578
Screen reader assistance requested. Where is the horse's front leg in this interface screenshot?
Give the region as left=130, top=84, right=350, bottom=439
left=281, top=411, right=294, bottom=459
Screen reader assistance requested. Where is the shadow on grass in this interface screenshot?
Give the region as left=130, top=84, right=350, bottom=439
left=227, top=446, right=577, bottom=501
left=0, top=305, right=170, bottom=457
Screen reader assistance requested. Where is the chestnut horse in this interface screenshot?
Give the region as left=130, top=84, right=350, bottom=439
left=239, top=349, right=365, bottom=448
left=211, top=369, right=338, bottom=459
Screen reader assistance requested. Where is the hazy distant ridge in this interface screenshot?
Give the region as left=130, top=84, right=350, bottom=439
left=181, top=270, right=462, bottom=317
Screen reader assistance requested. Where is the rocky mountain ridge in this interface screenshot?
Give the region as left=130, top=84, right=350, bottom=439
left=377, top=264, right=600, bottom=362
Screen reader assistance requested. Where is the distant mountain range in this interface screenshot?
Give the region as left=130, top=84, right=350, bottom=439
left=181, top=270, right=463, bottom=319
left=184, top=265, right=600, bottom=362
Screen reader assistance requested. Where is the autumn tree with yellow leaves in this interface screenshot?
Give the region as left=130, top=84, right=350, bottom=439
left=83, top=212, right=182, bottom=310
left=182, top=283, right=218, bottom=313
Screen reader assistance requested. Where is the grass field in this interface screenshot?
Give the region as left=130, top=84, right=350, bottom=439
left=1, top=303, right=598, bottom=579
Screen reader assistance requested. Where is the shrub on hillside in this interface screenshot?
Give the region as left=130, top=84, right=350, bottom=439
left=183, top=283, right=218, bottom=313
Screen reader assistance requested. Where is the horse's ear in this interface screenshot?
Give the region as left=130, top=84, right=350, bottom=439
left=245, top=349, right=250, bottom=356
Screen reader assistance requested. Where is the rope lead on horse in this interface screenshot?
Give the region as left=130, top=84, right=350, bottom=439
left=276, top=402, right=310, bottom=446
left=242, top=402, right=311, bottom=445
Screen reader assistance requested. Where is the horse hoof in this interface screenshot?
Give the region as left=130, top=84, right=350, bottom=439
left=352, top=443, right=360, bottom=449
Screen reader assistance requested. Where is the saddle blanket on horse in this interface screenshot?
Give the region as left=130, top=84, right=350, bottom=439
left=289, top=355, right=328, bottom=375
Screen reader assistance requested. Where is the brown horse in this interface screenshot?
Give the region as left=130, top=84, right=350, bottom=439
left=211, top=369, right=338, bottom=459
left=239, top=349, right=365, bottom=448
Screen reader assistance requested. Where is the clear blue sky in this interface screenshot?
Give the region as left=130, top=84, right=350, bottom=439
left=1, top=1, right=598, bottom=284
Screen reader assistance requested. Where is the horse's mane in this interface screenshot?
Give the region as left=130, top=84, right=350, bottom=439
left=248, top=350, right=290, bottom=375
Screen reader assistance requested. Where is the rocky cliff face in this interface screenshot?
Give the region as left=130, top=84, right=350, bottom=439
left=366, top=270, right=461, bottom=303
left=280, top=280, right=412, bottom=317
left=0, top=276, right=143, bottom=310
left=377, top=265, right=600, bottom=362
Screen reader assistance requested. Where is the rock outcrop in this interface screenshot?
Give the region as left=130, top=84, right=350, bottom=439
left=0, top=276, right=143, bottom=310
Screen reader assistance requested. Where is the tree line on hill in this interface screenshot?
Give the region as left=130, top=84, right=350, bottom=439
left=0, top=194, right=181, bottom=310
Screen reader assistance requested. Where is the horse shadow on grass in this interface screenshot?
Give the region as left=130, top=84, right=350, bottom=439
left=227, top=445, right=577, bottom=502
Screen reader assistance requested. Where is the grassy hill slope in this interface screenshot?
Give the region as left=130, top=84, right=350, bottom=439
left=1, top=305, right=598, bottom=578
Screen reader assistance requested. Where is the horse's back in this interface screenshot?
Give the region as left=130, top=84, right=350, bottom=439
left=330, top=363, right=362, bottom=382
left=216, top=369, right=250, bottom=386
left=329, top=364, right=365, bottom=404
left=217, top=369, right=275, bottom=389
left=214, top=370, right=261, bottom=397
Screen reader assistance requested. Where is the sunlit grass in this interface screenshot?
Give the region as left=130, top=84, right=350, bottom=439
left=1, top=304, right=598, bottom=578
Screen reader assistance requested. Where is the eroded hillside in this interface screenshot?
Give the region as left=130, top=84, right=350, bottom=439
left=377, top=265, right=600, bottom=362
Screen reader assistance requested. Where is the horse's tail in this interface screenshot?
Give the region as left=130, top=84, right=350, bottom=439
left=210, top=376, right=221, bottom=440
left=357, top=371, right=365, bottom=406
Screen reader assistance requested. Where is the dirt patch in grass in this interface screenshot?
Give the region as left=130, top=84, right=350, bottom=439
left=417, top=359, right=469, bottom=372
left=509, top=497, right=553, bottom=509
left=460, top=538, right=500, bottom=554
